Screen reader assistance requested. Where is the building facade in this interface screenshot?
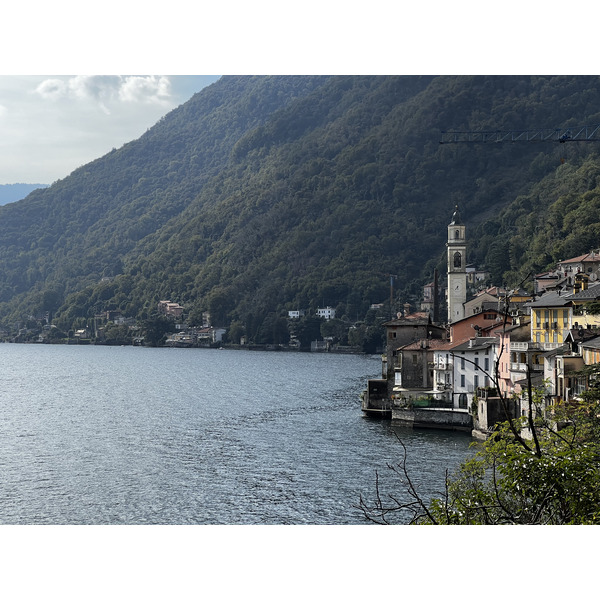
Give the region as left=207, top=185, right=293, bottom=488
left=447, top=205, right=467, bottom=323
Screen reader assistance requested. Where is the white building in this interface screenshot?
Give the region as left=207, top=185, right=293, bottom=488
left=317, top=306, right=336, bottom=320
left=450, top=337, right=499, bottom=409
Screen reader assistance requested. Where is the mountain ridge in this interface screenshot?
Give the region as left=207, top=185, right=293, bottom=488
left=2, top=75, right=600, bottom=344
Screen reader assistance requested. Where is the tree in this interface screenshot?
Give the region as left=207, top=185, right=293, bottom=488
left=140, top=315, right=174, bottom=347
left=289, top=316, right=322, bottom=350
left=360, top=389, right=600, bottom=524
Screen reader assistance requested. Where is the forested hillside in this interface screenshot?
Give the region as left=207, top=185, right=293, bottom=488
left=2, top=75, right=600, bottom=343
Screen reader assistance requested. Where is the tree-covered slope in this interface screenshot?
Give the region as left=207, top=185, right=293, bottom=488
left=2, top=75, right=600, bottom=340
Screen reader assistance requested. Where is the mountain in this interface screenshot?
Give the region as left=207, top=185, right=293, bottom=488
left=0, top=183, right=49, bottom=206
left=2, top=75, right=600, bottom=342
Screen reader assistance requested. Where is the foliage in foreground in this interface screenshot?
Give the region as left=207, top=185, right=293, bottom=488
left=360, top=391, right=600, bottom=525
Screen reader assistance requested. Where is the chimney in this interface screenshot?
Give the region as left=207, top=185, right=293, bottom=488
left=404, top=303, right=411, bottom=317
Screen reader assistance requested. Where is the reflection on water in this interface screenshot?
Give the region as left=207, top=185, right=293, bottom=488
left=0, top=345, right=473, bottom=524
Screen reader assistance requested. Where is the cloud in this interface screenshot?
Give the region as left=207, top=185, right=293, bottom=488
left=0, top=104, right=7, bottom=117
left=34, top=76, right=173, bottom=113
left=119, top=76, right=171, bottom=104
left=35, top=78, right=68, bottom=100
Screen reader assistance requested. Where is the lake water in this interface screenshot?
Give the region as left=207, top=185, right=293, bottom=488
left=0, top=344, right=473, bottom=524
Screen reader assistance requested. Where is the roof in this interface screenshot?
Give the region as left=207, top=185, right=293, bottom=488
left=559, top=252, right=600, bottom=265
left=450, top=307, right=504, bottom=326
left=449, top=205, right=462, bottom=225
left=501, top=323, right=531, bottom=341
left=383, top=312, right=432, bottom=327
left=399, top=338, right=453, bottom=351
left=526, top=290, right=574, bottom=308
left=581, top=337, right=600, bottom=349
left=568, top=282, right=600, bottom=301
left=451, top=337, right=500, bottom=352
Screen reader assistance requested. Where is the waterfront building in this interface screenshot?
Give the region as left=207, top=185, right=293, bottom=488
left=451, top=337, right=499, bottom=409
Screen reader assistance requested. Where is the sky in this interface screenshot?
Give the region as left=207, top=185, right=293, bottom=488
left=0, top=75, right=220, bottom=184
left=2, top=2, right=596, bottom=186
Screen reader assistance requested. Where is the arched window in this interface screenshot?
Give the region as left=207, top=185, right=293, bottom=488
left=454, top=251, right=462, bottom=268
left=455, top=229, right=460, bottom=239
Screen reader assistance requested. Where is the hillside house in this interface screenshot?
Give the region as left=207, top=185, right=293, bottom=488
left=158, top=300, right=184, bottom=318
left=466, top=264, right=490, bottom=288
left=316, top=307, right=336, bottom=320
left=557, top=251, right=600, bottom=283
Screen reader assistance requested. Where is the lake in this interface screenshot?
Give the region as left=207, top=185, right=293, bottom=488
left=0, top=344, right=473, bottom=524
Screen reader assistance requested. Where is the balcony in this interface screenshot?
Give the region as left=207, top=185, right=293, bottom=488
left=434, top=360, right=454, bottom=370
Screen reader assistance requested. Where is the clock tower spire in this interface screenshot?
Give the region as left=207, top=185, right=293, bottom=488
left=447, top=205, right=467, bottom=323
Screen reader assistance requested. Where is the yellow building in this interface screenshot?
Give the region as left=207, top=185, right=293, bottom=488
left=527, top=280, right=600, bottom=346
left=527, top=292, right=572, bottom=346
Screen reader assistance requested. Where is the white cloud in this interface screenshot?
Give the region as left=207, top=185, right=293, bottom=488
left=119, top=76, right=171, bottom=104
left=35, top=76, right=173, bottom=113
left=0, top=104, right=7, bottom=117
left=35, top=78, right=68, bottom=100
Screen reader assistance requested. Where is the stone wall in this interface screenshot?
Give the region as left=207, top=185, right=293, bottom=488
left=392, top=408, right=472, bottom=431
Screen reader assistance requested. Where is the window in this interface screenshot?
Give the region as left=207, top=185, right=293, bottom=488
left=484, top=357, right=489, bottom=371
left=453, top=251, right=462, bottom=268
left=461, top=357, right=465, bottom=369
left=460, top=374, right=465, bottom=387
left=474, top=375, right=479, bottom=388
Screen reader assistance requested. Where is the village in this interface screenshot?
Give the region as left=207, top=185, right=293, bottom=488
left=362, top=206, right=600, bottom=439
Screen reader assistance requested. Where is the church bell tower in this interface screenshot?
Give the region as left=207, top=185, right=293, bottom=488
left=447, top=205, right=467, bottom=323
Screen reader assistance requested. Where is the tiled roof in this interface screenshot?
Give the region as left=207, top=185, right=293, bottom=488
left=399, top=338, right=453, bottom=351
left=559, top=252, right=600, bottom=264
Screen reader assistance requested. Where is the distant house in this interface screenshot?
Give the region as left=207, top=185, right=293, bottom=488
left=466, top=264, right=490, bottom=287
left=316, top=307, right=336, bottom=320
left=557, top=251, right=600, bottom=283
left=158, top=300, right=184, bottom=318
left=288, top=310, right=306, bottom=319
